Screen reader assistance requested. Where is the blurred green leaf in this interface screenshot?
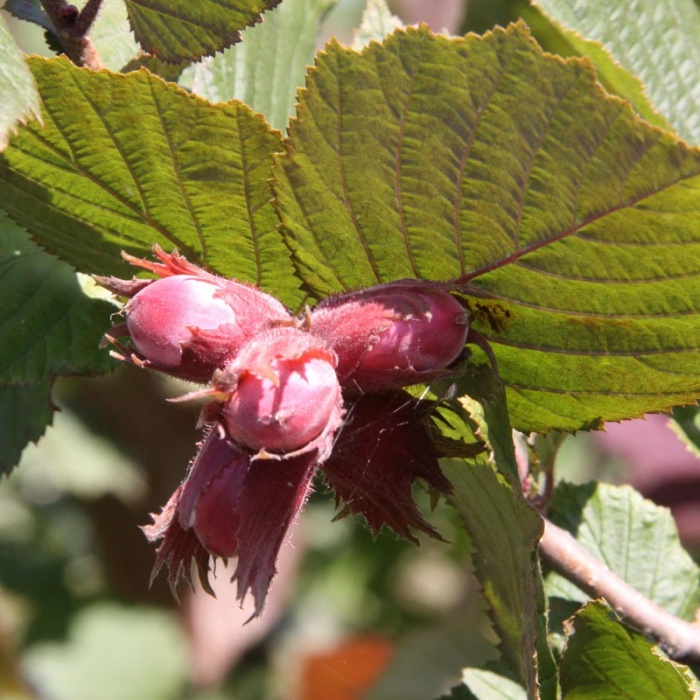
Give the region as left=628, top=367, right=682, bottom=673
left=272, top=23, right=700, bottom=432
left=90, top=0, right=140, bottom=72
left=0, top=497, right=86, bottom=641
left=124, top=0, right=281, bottom=63
left=23, top=604, right=189, bottom=700
left=560, top=601, right=696, bottom=699
left=367, top=612, right=497, bottom=700
left=189, top=0, right=337, bottom=131
left=0, top=56, right=303, bottom=308
left=531, top=0, right=700, bottom=144
left=0, top=380, right=53, bottom=475
left=16, top=408, right=146, bottom=503
left=3, top=0, right=53, bottom=30
left=461, top=0, right=520, bottom=35
left=671, top=405, right=700, bottom=457
left=545, top=482, right=700, bottom=620
left=351, top=0, right=404, bottom=50
left=439, top=687, right=476, bottom=700
left=0, top=14, right=41, bottom=151
left=441, top=668, right=528, bottom=699
left=0, top=210, right=115, bottom=384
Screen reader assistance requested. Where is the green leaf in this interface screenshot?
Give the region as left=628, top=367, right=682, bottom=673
left=443, top=458, right=539, bottom=695
left=188, top=0, right=337, bottom=132
left=366, top=613, right=498, bottom=700
left=432, top=358, right=557, bottom=698
left=560, top=601, right=696, bottom=699
left=23, top=604, right=189, bottom=700
left=443, top=669, right=528, bottom=700
left=523, top=6, right=672, bottom=133
left=123, top=0, right=282, bottom=63
left=671, top=405, right=700, bottom=457
left=351, top=0, right=404, bottom=50
left=441, top=363, right=555, bottom=698
left=546, top=482, right=700, bottom=620
left=0, top=56, right=303, bottom=309
left=530, top=0, right=700, bottom=145
left=0, top=380, right=53, bottom=475
left=455, top=361, right=521, bottom=485
left=0, top=209, right=116, bottom=383
left=4, top=0, right=53, bottom=31
left=0, top=13, right=41, bottom=151
left=90, top=0, right=140, bottom=72
left=272, top=23, right=700, bottom=432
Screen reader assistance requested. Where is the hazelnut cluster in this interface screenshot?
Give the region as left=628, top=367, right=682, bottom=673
left=97, top=246, right=469, bottom=614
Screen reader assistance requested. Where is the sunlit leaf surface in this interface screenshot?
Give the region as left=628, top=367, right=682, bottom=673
left=0, top=57, right=303, bottom=308
left=273, top=24, right=700, bottom=431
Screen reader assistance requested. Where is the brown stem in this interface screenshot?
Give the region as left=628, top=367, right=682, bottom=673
left=75, top=0, right=102, bottom=34
left=40, top=0, right=104, bottom=69
left=540, top=516, right=700, bottom=663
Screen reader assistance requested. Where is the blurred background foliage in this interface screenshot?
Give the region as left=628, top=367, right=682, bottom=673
left=2, top=0, right=700, bottom=698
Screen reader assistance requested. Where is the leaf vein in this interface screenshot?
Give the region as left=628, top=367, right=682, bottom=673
left=61, top=73, right=156, bottom=223
left=512, top=79, right=576, bottom=251
left=462, top=283, right=700, bottom=318
left=393, top=47, right=420, bottom=278
left=513, top=259, right=700, bottom=284
left=505, top=382, right=699, bottom=398
left=458, top=166, right=700, bottom=284
left=26, top=99, right=195, bottom=256
left=453, top=52, right=518, bottom=275
left=489, top=337, right=700, bottom=357
left=568, top=102, right=622, bottom=231
left=147, top=79, right=208, bottom=260
left=234, top=107, right=261, bottom=285
left=335, top=55, right=381, bottom=284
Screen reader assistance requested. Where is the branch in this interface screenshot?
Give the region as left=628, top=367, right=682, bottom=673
left=539, top=516, right=700, bottom=664
left=40, top=0, right=104, bottom=69
left=74, top=0, right=103, bottom=35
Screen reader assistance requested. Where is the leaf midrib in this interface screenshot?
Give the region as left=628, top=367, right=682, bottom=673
left=452, top=44, right=519, bottom=279
left=489, top=337, right=700, bottom=358
left=146, top=78, right=209, bottom=261
left=464, top=282, right=700, bottom=319
left=457, top=163, right=694, bottom=286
